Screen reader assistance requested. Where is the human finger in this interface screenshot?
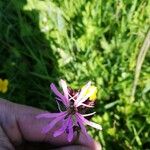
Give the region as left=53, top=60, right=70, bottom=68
left=0, top=99, right=101, bottom=149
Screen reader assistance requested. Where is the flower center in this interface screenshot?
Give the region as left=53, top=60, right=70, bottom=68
left=67, top=99, right=77, bottom=115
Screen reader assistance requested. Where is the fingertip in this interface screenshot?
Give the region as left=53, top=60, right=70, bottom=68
left=76, top=133, right=101, bottom=150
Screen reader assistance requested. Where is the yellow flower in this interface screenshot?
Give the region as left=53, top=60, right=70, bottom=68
left=83, top=85, right=97, bottom=101
left=0, top=79, right=9, bottom=93
left=89, top=86, right=97, bottom=101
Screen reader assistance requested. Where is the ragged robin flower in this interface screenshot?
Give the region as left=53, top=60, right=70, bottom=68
left=0, top=79, right=9, bottom=93
left=36, top=79, right=102, bottom=142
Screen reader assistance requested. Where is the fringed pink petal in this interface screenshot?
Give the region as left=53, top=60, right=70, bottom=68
left=76, top=115, right=92, bottom=142
left=77, top=113, right=102, bottom=130
left=42, top=112, right=67, bottom=133
left=53, top=116, right=71, bottom=137
left=67, top=118, right=74, bottom=142
left=36, top=112, right=66, bottom=119
left=50, top=83, right=68, bottom=106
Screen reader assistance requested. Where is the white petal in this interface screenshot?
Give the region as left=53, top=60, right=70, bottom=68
left=77, top=113, right=102, bottom=130
left=75, top=81, right=91, bottom=106
left=59, top=79, right=69, bottom=101
left=79, top=103, right=94, bottom=108
left=76, top=87, right=96, bottom=107
left=82, top=112, right=96, bottom=117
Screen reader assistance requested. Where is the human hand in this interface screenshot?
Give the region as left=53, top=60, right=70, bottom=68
left=0, top=99, right=101, bottom=150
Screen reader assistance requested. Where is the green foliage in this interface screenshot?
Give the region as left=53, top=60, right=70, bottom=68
left=0, top=0, right=150, bottom=149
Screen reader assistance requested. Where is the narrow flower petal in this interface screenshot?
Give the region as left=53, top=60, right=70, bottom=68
left=75, top=81, right=91, bottom=106
left=76, top=115, right=92, bottom=141
left=42, top=112, right=67, bottom=133
left=82, top=112, right=96, bottom=117
left=68, top=92, right=79, bottom=101
left=59, top=79, right=69, bottom=101
left=55, top=97, right=63, bottom=102
left=76, top=87, right=96, bottom=107
left=77, top=113, right=102, bottom=130
left=67, top=117, right=74, bottom=142
left=50, top=83, right=68, bottom=106
left=55, top=99, right=63, bottom=112
left=36, top=112, right=66, bottom=119
left=80, top=103, right=94, bottom=108
left=53, top=116, right=71, bottom=137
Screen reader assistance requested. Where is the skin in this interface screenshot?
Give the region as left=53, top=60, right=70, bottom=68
left=0, top=99, right=101, bottom=150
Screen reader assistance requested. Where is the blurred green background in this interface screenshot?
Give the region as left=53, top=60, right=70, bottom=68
left=0, top=0, right=150, bottom=149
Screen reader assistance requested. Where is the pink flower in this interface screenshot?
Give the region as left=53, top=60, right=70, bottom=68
left=36, top=79, right=102, bottom=142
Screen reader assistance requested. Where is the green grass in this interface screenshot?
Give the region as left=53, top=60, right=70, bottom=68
left=0, top=0, right=150, bottom=149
